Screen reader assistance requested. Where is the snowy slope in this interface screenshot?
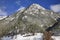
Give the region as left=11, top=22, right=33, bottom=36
left=0, top=16, right=7, bottom=20
left=1, top=33, right=60, bottom=40
left=1, top=33, right=43, bottom=40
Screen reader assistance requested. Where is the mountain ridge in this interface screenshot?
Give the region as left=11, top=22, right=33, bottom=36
left=0, top=3, right=60, bottom=37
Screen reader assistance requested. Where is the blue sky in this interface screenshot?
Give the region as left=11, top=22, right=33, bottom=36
left=0, top=0, right=60, bottom=16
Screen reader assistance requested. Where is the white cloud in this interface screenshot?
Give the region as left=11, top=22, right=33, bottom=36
left=50, top=4, right=60, bottom=12
left=17, top=6, right=25, bottom=11
left=0, top=6, right=7, bottom=16
left=0, top=8, right=7, bottom=20
left=15, top=0, right=21, bottom=5
left=0, top=9, right=7, bottom=16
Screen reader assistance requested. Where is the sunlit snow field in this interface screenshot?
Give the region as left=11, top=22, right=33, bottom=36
left=1, top=33, right=43, bottom=40
left=1, top=33, right=60, bottom=40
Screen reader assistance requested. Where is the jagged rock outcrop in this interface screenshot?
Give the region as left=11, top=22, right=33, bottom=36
left=0, top=3, right=60, bottom=37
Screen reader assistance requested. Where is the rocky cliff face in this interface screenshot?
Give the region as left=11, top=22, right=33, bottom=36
left=0, top=3, right=60, bottom=37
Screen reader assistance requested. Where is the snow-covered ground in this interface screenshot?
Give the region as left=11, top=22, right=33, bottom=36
left=1, top=33, right=60, bottom=40
left=1, top=33, right=43, bottom=40
left=52, top=36, right=60, bottom=40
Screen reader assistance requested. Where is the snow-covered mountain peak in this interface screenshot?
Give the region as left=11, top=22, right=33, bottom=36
left=30, top=3, right=46, bottom=10
left=0, top=3, right=60, bottom=38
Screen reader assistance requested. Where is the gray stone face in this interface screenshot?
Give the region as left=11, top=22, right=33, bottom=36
left=0, top=3, right=60, bottom=37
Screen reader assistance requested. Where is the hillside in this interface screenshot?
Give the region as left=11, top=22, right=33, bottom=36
left=0, top=3, right=60, bottom=37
